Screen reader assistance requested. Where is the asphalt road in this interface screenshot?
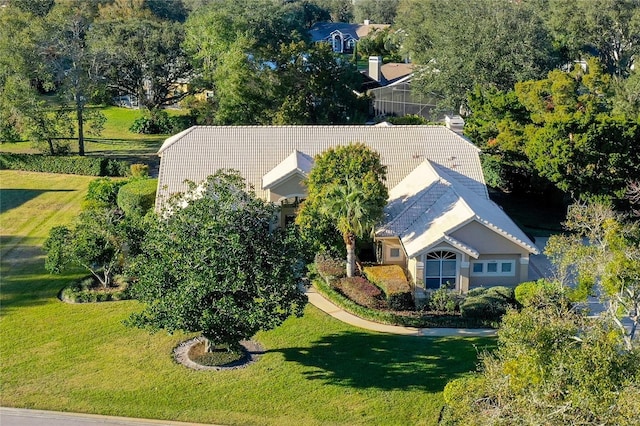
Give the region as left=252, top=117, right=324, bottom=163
left=0, top=408, right=215, bottom=426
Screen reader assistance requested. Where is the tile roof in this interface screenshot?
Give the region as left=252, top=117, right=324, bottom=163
left=376, top=160, right=538, bottom=257
left=156, top=125, right=485, bottom=206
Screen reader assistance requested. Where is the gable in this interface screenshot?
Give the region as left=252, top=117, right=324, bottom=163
left=451, top=220, right=531, bottom=255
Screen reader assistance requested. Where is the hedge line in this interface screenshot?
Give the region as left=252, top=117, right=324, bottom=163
left=0, top=153, right=129, bottom=176
left=313, top=277, right=493, bottom=328
left=363, top=265, right=413, bottom=310
left=117, top=178, right=157, bottom=215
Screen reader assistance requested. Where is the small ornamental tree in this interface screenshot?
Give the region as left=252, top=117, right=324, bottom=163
left=296, top=143, right=388, bottom=261
left=44, top=207, right=130, bottom=288
left=127, top=170, right=307, bottom=350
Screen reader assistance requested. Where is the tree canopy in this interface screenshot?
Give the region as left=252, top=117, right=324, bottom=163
left=396, top=0, right=559, bottom=112
left=127, top=171, right=307, bottom=348
left=296, top=143, right=388, bottom=259
left=465, top=59, right=640, bottom=199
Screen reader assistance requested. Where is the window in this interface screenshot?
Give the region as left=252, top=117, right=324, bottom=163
left=470, top=260, right=516, bottom=277
left=425, top=251, right=457, bottom=289
left=389, top=248, right=401, bottom=258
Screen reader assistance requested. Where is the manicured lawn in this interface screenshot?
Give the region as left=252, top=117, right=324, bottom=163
left=0, top=106, right=184, bottom=156
left=0, top=170, right=495, bottom=425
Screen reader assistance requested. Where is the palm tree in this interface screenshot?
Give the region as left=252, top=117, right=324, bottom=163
left=319, top=179, right=381, bottom=277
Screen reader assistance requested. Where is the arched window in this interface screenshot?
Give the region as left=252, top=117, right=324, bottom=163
left=425, top=251, right=457, bottom=289
left=332, top=34, right=342, bottom=52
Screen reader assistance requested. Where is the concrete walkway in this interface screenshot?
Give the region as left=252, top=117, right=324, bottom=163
left=305, top=286, right=496, bottom=337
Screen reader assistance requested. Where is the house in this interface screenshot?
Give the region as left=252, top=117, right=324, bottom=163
left=156, top=125, right=538, bottom=296
left=310, top=21, right=389, bottom=54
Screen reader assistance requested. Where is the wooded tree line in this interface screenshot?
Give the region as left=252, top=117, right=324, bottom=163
left=2, top=0, right=639, bottom=202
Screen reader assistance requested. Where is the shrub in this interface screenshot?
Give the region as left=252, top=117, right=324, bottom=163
left=0, top=153, right=128, bottom=176
left=386, top=114, right=430, bottom=125
left=428, top=287, right=457, bottom=312
left=515, top=279, right=569, bottom=308
left=85, top=177, right=129, bottom=208
left=336, top=276, right=384, bottom=309
left=460, top=294, right=509, bottom=321
left=130, top=163, right=150, bottom=178
left=129, top=109, right=193, bottom=134
left=59, top=276, right=130, bottom=303
left=364, top=265, right=413, bottom=310
left=315, top=253, right=346, bottom=279
left=117, top=178, right=157, bottom=216
left=442, top=375, right=486, bottom=424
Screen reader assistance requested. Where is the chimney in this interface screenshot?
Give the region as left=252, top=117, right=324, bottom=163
left=445, top=115, right=465, bottom=135
left=369, top=56, right=382, bottom=82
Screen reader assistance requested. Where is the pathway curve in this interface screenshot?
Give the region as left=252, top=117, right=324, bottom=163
left=305, top=286, right=496, bottom=337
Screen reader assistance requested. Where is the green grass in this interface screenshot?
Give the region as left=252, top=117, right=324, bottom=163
left=0, top=170, right=495, bottom=425
left=0, top=106, right=184, bottom=156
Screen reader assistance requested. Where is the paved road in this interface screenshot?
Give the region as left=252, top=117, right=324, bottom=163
left=0, top=408, right=214, bottom=426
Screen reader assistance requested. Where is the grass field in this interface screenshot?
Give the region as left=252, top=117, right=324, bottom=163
left=0, top=106, right=177, bottom=156
left=0, top=170, right=495, bottom=425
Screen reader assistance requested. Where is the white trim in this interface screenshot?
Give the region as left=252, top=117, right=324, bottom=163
left=519, top=257, right=530, bottom=265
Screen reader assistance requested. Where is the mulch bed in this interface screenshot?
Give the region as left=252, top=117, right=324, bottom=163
left=173, top=337, right=265, bottom=371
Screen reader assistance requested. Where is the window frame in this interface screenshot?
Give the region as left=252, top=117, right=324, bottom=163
left=470, top=259, right=516, bottom=277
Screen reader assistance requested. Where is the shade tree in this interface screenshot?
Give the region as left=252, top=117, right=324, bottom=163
left=127, top=170, right=307, bottom=349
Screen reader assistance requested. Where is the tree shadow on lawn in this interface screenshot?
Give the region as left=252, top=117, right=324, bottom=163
left=0, top=189, right=75, bottom=214
left=0, top=236, right=77, bottom=315
left=274, top=331, right=495, bottom=392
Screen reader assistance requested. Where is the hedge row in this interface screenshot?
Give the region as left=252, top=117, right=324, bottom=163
left=335, top=276, right=384, bottom=309
left=0, top=153, right=129, bottom=176
left=313, top=277, right=492, bottom=328
left=363, top=265, right=413, bottom=310
left=117, top=178, right=158, bottom=215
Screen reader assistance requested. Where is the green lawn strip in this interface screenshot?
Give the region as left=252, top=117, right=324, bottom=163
left=0, top=170, right=495, bottom=425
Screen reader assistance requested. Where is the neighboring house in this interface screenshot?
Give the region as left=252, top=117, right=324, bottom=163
left=362, top=56, right=414, bottom=88
left=310, top=21, right=389, bottom=54
left=156, top=125, right=538, bottom=296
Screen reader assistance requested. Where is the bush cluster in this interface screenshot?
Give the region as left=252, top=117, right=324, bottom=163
left=129, top=109, right=193, bottom=135
left=363, top=265, right=413, bottom=310
left=85, top=177, right=130, bottom=209
left=313, top=277, right=491, bottom=328
left=59, top=276, right=130, bottom=303
left=0, top=153, right=128, bottom=176
left=117, top=178, right=157, bottom=216
left=314, top=253, right=346, bottom=278
left=460, top=286, right=518, bottom=322
left=335, top=276, right=384, bottom=309
left=425, top=287, right=462, bottom=313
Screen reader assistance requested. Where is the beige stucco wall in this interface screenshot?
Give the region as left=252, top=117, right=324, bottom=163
left=451, top=221, right=529, bottom=255
left=268, top=174, right=306, bottom=203
left=379, top=238, right=406, bottom=265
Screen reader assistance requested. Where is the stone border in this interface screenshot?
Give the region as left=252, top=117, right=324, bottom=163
left=173, top=337, right=265, bottom=371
